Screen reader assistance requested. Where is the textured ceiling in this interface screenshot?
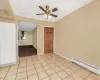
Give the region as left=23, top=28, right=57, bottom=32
left=19, top=21, right=37, bottom=31
left=9, top=0, right=94, bottom=22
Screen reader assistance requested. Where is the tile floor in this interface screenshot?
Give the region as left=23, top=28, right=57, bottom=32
left=0, top=54, right=100, bottom=80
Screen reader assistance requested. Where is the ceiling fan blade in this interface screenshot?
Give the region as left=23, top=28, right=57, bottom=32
left=50, top=14, right=58, bottom=18
left=36, top=13, right=45, bottom=15
left=52, top=8, right=58, bottom=12
left=39, top=6, right=46, bottom=13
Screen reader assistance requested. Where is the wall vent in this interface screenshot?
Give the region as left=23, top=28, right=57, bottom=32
left=72, top=58, right=100, bottom=75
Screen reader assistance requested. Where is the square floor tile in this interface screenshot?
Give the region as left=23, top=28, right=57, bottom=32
left=27, top=69, right=36, bottom=76
left=16, top=72, right=27, bottom=80
left=0, top=78, right=4, bottom=80
left=43, top=65, right=51, bottom=70
left=9, top=65, right=18, bottom=70
left=28, top=74, right=38, bottom=80
left=76, top=69, right=91, bottom=78
left=19, top=64, right=26, bottom=68
left=7, top=69, right=17, bottom=76
left=0, top=71, right=7, bottom=78
left=34, top=63, right=42, bottom=68
left=42, top=77, right=50, bottom=80
left=53, top=66, right=62, bottom=72
left=57, top=70, right=68, bottom=79
left=63, top=76, right=73, bottom=80
left=36, top=66, right=44, bottom=73
left=0, top=67, right=9, bottom=72
left=64, top=68, right=74, bottom=75
left=27, top=65, right=34, bottom=71
left=70, top=73, right=83, bottom=80
left=21, top=78, right=27, bottom=80
left=59, top=65, right=66, bottom=69
left=4, top=75, right=16, bottom=80
left=38, top=71, right=48, bottom=79
left=46, top=68, right=55, bottom=75
left=18, top=67, right=26, bottom=73
left=85, top=73, right=100, bottom=80
left=50, top=74, right=61, bottom=80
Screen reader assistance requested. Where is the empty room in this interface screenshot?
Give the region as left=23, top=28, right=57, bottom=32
left=0, top=0, right=100, bottom=80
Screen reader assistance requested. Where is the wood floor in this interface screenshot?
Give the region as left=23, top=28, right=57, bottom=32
left=19, top=45, right=37, bottom=57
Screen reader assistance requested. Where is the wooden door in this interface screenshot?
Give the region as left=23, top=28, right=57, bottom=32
left=44, top=27, right=53, bottom=53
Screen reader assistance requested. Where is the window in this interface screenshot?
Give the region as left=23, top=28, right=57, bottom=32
left=19, top=31, right=26, bottom=40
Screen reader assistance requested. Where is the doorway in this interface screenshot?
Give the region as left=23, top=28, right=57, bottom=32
left=44, top=27, right=54, bottom=53
left=18, top=21, right=37, bottom=57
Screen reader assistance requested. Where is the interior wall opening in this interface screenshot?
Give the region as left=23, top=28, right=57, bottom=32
left=18, top=20, right=37, bottom=57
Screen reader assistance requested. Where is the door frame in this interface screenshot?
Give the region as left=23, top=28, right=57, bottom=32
left=44, top=27, right=54, bottom=54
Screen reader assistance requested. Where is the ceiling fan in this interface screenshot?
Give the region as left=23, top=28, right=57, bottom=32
left=36, top=6, right=58, bottom=19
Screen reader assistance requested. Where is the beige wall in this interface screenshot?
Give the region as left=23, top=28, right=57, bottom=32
left=54, top=0, right=100, bottom=67
left=32, top=28, right=37, bottom=49
left=37, top=24, right=54, bottom=54
left=19, top=31, right=33, bottom=46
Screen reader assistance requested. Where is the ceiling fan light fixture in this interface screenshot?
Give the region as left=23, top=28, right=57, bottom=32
left=45, top=14, right=51, bottom=19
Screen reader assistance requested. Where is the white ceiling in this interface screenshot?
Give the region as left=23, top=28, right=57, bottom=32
left=19, top=21, right=37, bottom=31
left=9, top=0, right=94, bottom=22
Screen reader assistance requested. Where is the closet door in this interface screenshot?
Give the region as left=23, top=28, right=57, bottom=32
left=0, top=22, right=16, bottom=65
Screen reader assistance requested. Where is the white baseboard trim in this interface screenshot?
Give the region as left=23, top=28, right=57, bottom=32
left=54, top=53, right=100, bottom=75
left=37, top=53, right=44, bottom=55
left=0, top=62, right=16, bottom=67
left=54, top=53, right=71, bottom=61
left=72, top=58, right=100, bottom=75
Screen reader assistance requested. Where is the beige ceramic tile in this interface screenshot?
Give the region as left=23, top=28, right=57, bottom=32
left=53, top=66, right=62, bottom=72
left=63, top=63, right=71, bottom=68
left=64, top=68, right=74, bottom=75
left=57, top=70, right=68, bottom=79
left=27, top=62, right=33, bottom=66
left=76, top=69, right=91, bottom=78
left=0, top=78, right=4, bottom=80
left=21, top=78, right=27, bottom=80
left=50, top=73, right=61, bottom=80
left=69, top=66, right=79, bottom=72
left=9, top=65, right=18, bottom=70
left=16, top=72, right=27, bottom=80
left=43, top=65, right=51, bottom=70
left=85, top=73, right=100, bottom=80
left=36, top=66, right=44, bottom=73
left=46, top=68, right=55, bottom=75
left=0, top=67, right=9, bottom=72
left=49, top=63, right=57, bottom=68
left=19, top=64, right=26, bottom=68
left=18, top=67, right=26, bottom=73
left=38, top=71, right=48, bottom=79
left=71, top=73, right=83, bottom=80
left=7, top=69, right=17, bottom=76
left=34, top=63, right=42, bottom=68
left=28, top=74, right=38, bottom=80
left=59, top=65, right=66, bottom=69
left=27, top=69, right=36, bottom=76
left=63, top=76, right=73, bottom=80
left=42, top=77, right=50, bottom=80
left=27, top=65, right=34, bottom=70
left=4, top=75, right=16, bottom=80
left=0, top=71, right=7, bottom=78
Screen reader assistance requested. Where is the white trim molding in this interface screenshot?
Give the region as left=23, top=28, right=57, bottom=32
left=54, top=53, right=71, bottom=61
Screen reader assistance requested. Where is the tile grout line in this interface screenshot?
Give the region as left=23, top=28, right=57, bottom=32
left=32, top=56, right=40, bottom=80
left=15, top=59, right=21, bottom=80
left=2, top=66, right=11, bottom=80
left=26, top=59, right=28, bottom=80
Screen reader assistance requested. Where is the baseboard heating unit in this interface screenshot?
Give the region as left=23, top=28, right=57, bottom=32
left=72, top=58, right=100, bottom=75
